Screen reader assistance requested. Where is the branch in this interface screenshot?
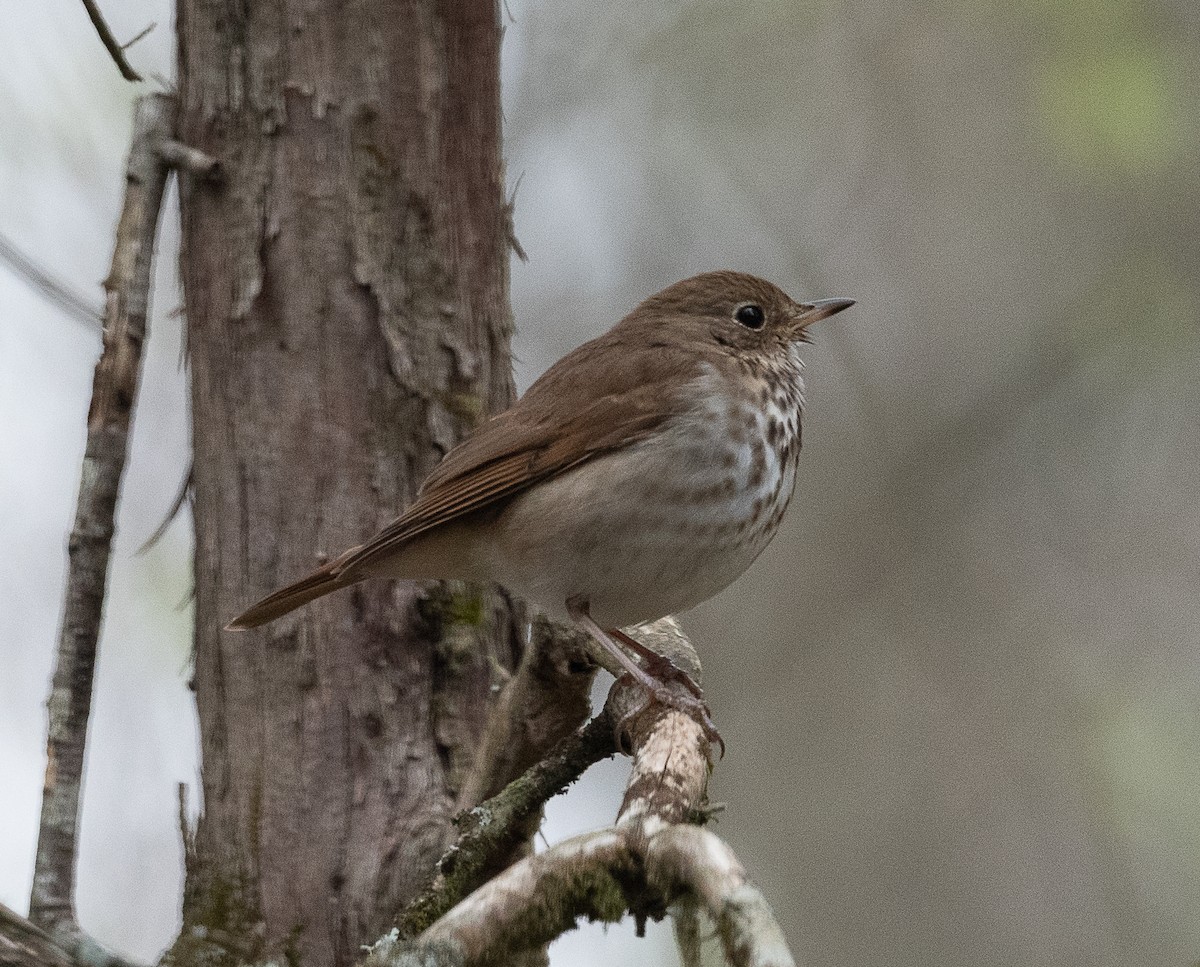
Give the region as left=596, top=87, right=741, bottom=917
left=398, top=710, right=616, bottom=937
left=0, top=902, right=72, bottom=967
left=0, top=903, right=142, bottom=967
left=136, top=463, right=192, bottom=554
left=79, top=0, right=143, bottom=82
left=397, top=614, right=600, bottom=967
left=367, top=619, right=798, bottom=967
left=0, top=227, right=102, bottom=328
left=28, top=94, right=175, bottom=961
left=155, top=141, right=223, bottom=182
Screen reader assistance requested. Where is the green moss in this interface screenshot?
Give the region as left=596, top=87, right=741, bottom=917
left=479, top=860, right=632, bottom=960
left=576, top=867, right=630, bottom=925
left=165, top=865, right=264, bottom=967
left=443, top=588, right=485, bottom=629
left=420, top=583, right=486, bottom=632
left=420, top=583, right=488, bottom=681
left=440, top=391, right=485, bottom=425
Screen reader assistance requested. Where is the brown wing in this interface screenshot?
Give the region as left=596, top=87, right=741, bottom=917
left=227, top=317, right=710, bottom=629
left=336, top=330, right=702, bottom=575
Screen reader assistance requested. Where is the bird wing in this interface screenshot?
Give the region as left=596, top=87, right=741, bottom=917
left=336, top=333, right=700, bottom=575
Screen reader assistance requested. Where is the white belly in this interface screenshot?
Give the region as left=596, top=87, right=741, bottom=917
left=487, top=377, right=802, bottom=628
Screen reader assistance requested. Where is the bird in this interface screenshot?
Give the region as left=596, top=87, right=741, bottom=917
left=228, top=271, right=854, bottom=738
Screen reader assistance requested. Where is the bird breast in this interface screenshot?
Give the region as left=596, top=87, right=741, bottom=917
left=486, top=359, right=806, bottom=629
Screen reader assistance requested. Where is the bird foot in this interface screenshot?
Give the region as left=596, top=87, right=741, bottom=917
left=609, top=627, right=707, bottom=700
left=566, top=601, right=724, bottom=757
left=617, top=673, right=725, bottom=759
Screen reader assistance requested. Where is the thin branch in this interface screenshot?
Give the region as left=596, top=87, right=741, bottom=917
left=119, top=21, right=156, bottom=50
left=0, top=903, right=143, bottom=967
left=0, top=228, right=102, bottom=328
left=503, top=174, right=528, bottom=263
left=28, top=94, right=175, bottom=953
left=398, top=710, right=617, bottom=937
left=155, top=140, right=223, bottom=181
left=79, top=0, right=143, bottom=82
left=136, top=464, right=192, bottom=554
left=0, top=903, right=72, bottom=967
left=392, top=613, right=599, bottom=967
left=647, top=827, right=794, bottom=967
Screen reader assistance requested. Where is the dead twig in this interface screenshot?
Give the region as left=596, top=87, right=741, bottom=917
left=28, top=94, right=175, bottom=961
left=136, top=464, right=192, bottom=554
left=79, top=0, right=142, bottom=82
left=120, top=21, right=156, bottom=50
left=0, top=228, right=101, bottom=328
left=0, top=903, right=72, bottom=967
left=156, top=140, right=223, bottom=181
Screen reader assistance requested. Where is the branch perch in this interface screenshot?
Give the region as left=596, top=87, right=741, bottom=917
left=369, top=618, right=798, bottom=967
left=399, top=709, right=617, bottom=937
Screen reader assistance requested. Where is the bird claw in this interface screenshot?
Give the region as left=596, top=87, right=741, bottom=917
left=616, top=675, right=726, bottom=760
left=608, top=627, right=706, bottom=699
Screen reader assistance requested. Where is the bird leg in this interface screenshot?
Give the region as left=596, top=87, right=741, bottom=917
left=608, top=627, right=705, bottom=699
left=566, top=597, right=723, bottom=757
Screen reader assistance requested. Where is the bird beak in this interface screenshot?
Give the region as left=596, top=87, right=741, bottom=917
left=794, top=298, right=855, bottom=328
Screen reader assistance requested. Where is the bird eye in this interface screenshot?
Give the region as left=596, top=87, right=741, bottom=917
left=734, top=304, right=765, bottom=330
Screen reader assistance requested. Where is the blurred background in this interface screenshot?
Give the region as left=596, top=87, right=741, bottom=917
left=2, top=1, right=1198, bottom=964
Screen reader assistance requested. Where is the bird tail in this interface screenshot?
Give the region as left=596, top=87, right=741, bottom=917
left=225, top=545, right=363, bottom=630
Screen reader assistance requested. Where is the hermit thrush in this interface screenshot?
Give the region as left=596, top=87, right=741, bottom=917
left=229, top=272, right=853, bottom=734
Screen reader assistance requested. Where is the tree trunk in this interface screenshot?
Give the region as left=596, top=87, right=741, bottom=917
left=172, top=3, right=517, bottom=964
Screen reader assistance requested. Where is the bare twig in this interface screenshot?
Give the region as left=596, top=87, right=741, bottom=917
left=79, top=0, right=143, bottom=82
left=366, top=619, right=798, bottom=967
left=502, top=172, right=528, bottom=263
left=136, top=464, right=192, bottom=554
left=0, top=228, right=101, bottom=328
left=0, top=903, right=143, bottom=967
left=119, top=21, right=156, bottom=50
left=156, top=140, right=223, bottom=181
left=28, top=94, right=175, bottom=955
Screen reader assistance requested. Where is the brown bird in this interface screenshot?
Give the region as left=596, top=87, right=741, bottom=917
left=229, top=271, right=853, bottom=733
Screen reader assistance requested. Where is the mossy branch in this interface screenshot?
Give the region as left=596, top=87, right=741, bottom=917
left=368, top=619, right=799, bottom=967
left=397, top=710, right=617, bottom=936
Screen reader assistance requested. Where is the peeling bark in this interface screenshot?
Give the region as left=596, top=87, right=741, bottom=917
left=173, top=3, right=517, bottom=965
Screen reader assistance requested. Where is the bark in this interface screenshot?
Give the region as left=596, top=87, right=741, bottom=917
left=172, top=3, right=518, bottom=965
left=0, top=902, right=72, bottom=967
